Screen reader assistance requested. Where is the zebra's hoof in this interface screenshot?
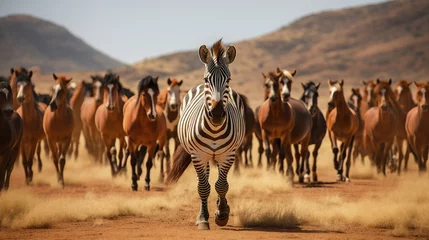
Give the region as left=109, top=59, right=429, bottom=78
left=198, top=222, right=210, bottom=230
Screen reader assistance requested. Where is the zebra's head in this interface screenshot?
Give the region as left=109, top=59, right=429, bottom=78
left=198, top=39, right=236, bottom=125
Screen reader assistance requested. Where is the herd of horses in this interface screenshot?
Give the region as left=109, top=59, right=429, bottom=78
left=0, top=65, right=428, bottom=192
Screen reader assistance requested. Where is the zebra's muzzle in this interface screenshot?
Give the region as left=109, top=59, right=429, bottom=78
left=209, top=101, right=225, bottom=125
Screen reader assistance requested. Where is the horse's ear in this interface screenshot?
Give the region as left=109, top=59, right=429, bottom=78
left=362, top=80, right=367, bottom=85
left=388, top=78, right=392, bottom=85
left=376, top=78, right=380, bottom=84
left=116, top=75, right=120, bottom=82
left=66, top=77, right=73, bottom=84
left=90, top=75, right=96, bottom=81
left=262, top=72, right=266, bottom=79
left=167, top=78, right=172, bottom=85
left=291, top=70, right=297, bottom=77
left=340, top=79, right=344, bottom=86
left=407, top=81, right=412, bottom=87
left=328, top=79, right=333, bottom=87
left=154, top=76, right=159, bottom=83
left=178, top=80, right=183, bottom=86
left=198, top=45, right=210, bottom=64
left=301, top=82, right=305, bottom=89
left=316, top=82, right=321, bottom=89
left=10, top=68, right=14, bottom=75
left=276, top=67, right=282, bottom=74
left=53, top=73, right=58, bottom=80
left=414, top=81, right=419, bottom=87
left=225, top=45, right=236, bottom=64
left=28, top=71, right=33, bottom=79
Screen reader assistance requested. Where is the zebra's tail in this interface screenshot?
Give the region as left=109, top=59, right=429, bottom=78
left=165, top=145, right=191, bottom=184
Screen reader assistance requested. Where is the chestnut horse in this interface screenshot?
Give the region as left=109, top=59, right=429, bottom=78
left=15, top=69, right=46, bottom=184
left=0, top=81, right=23, bottom=191
left=234, top=93, right=255, bottom=173
left=363, top=79, right=399, bottom=175
left=43, top=74, right=74, bottom=187
left=259, top=70, right=312, bottom=182
left=123, top=76, right=166, bottom=191
left=68, top=80, right=92, bottom=159
left=95, top=73, right=127, bottom=176
left=81, top=75, right=105, bottom=163
left=406, top=81, right=429, bottom=172
left=348, top=88, right=366, bottom=165
left=157, top=78, right=183, bottom=181
left=297, top=81, right=326, bottom=182
left=327, top=80, right=358, bottom=181
left=393, top=80, right=416, bottom=174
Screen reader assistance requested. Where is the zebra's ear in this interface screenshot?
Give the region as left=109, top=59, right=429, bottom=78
left=198, top=45, right=210, bottom=64
left=225, top=45, right=236, bottom=64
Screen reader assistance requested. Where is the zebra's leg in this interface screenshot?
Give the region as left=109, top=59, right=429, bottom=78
left=214, top=153, right=234, bottom=227
left=193, top=158, right=210, bottom=230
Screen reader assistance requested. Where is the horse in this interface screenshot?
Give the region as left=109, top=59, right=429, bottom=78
left=123, top=76, right=166, bottom=191
left=393, top=80, right=416, bottom=174
left=406, top=81, right=429, bottom=172
left=327, top=79, right=359, bottom=181
left=157, top=78, right=183, bottom=181
left=363, top=79, right=399, bottom=175
left=81, top=75, right=105, bottom=163
left=0, top=81, right=23, bottom=191
left=297, top=81, right=326, bottom=182
left=95, top=73, right=127, bottom=176
left=43, top=74, right=74, bottom=187
left=68, top=80, right=92, bottom=159
left=234, top=93, right=255, bottom=173
left=259, top=70, right=312, bottom=183
left=348, top=88, right=366, bottom=166
left=14, top=69, right=46, bottom=184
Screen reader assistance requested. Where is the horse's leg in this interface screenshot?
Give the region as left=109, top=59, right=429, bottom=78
left=130, top=150, right=138, bottom=191
left=375, top=143, right=385, bottom=174
left=248, top=137, right=253, bottom=167
left=337, top=141, right=348, bottom=181
left=5, top=143, right=20, bottom=190
left=47, top=139, right=60, bottom=182
left=102, top=135, right=117, bottom=177
left=396, top=138, right=404, bottom=175
left=161, top=136, right=169, bottom=181
left=20, top=145, right=29, bottom=185
left=345, top=136, right=355, bottom=182
left=58, top=137, right=71, bottom=187
left=144, top=145, right=157, bottom=191
left=329, top=131, right=339, bottom=170
left=43, top=138, right=50, bottom=157
left=261, top=130, right=271, bottom=170
left=233, top=150, right=241, bottom=175
left=422, top=146, right=429, bottom=172
left=137, top=146, right=147, bottom=180
left=214, top=152, right=235, bottom=227
left=352, top=139, right=359, bottom=166
left=403, top=144, right=410, bottom=172
left=293, top=144, right=300, bottom=178
left=36, top=141, right=43, bottom=172
left=193, top=159, right=210, bottom=230
left=27, top=143, right=37, bottom=184
left=283, top=142, right=295, bottom=184
left=118, top=137, right=125, bottom=170
left=272, top=139, right=280, bottom=172
left=312, top=141, right=322, bottom=182
left=300, top=134, right=311, bottom=183
left=67, top=139, right=73, bottom=157
left=257, top=136, right=263, bottom=168
left=74, top=132, right=80, bottom=160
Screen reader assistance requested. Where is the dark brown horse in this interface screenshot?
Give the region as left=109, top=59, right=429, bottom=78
left=123, top=76, right=166, bottom=191
left=157, top=78, right=183, bottom=181
left=363, top=79, right=398, bottom=175
left=81, top=75, right=105, bottom=163
left=297, top=81, right=326, bottom=182
left=14, top=69, right=46, bottom=184
left=0, top=81, right=23, bottom=191
left=348, top=88, right=366, bottom=166
left=259, top=70, right=312, bottom=183
left=327, top=80, right=358, bottom=181
left=406, top=81, right=429, bottom=172
left=234, top=93, right=255, bottom=173
left=68, top=80, right=92, bottom=159
left=393, top=80, right=416, bottom=174
left=43, top=74, right=74, bottom=187
left=95, top=73, right=127, bottom=176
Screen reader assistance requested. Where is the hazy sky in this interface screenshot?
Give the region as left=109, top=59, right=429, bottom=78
left=0, top=0, right=385, bottom=64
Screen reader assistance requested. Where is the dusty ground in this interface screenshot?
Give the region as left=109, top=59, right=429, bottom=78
left=1, top=137, right=428, bottom=240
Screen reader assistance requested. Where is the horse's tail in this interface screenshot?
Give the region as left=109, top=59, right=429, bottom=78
left=165, top=145, right=191, bottom=184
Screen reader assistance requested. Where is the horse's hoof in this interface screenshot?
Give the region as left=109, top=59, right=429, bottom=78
left=313, top=175, right=318, bottom=182
left=197, top=222, right=210, bottom=230
left=131, top=184, right=138, bottom=191
left=304, top=174, right=311, bottom=183
left=336, top=174, right=343, bottom=181
left=38, top=165, right=42, bottom=173
left=144, top=185, right=150, bottom=191
left=345, top=177, right=351, bottom=182
left=215, top=215, right=229, bottom=226
left=298, top=175, right=304, bottom=183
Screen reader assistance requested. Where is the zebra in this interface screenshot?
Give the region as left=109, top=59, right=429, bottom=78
left=167, top=39, right=245, bottom=230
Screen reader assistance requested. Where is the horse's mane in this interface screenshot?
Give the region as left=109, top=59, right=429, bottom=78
left=211, top=39, right=226, bottom=64
left=104, top=72, right=123, bottom=92
left=137, top=76, right=159, bottom=105
left=0, top=81, right=11, bottom=91
left=0, top=76, right=10, bottom=83
left=238, top=93, right=250, bottom=110
left=376, top=80, right=404, bottom=117
left=122, top=88, right=135, bottom=98
left=300, top=81, right=319, bottom=101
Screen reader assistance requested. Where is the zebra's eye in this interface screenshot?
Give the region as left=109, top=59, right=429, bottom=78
left=204, top=78, right=208, bottom=83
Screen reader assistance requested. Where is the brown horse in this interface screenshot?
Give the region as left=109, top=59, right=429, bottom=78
left=95, top=73, right=127, bottom=176
left=348, top=88, right=366, bottom=165
left=406, top=81, right=429, bottom=172
left=363, top=79, right=398, bottom=175
left=393, top=80, right=416, bottom=174
left=259, top=70, right=312, bottom=182
left=68, top=80, right=92, bottom=159
left=123, top=76, right=166, bottom=191
left=297, top=81, right=326, bottom=182
left=157, top=78, right=183, bottom=181
left=81, top=75, right=105, bottom=163
left=0, top=81, right=23, bottom=191
left=14, top=69, right=46, bottom=184
left=43, top=74, right=74, bottom=187
left=327, top=79, right=358, bottom=181
left=234, top=93, right=255, bottom=173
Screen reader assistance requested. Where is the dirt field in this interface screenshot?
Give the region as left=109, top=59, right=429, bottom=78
left=1, top=137, right=428, bottom=240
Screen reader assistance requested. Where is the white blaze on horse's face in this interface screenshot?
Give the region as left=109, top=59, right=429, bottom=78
left=0, top=88, right=12, bottom=112
left=107, top=84, right=114, bottom=109
left=265, top=79, right=276, bottom=99
left=147, top=88, right=157, bottom=120
left=396, top=86, right=403, bottom=96
left=281, top=81, right=290, bottom=97
left=352, top=95, right=359, bottom=107
left=380, top=88, right=386, bottom=101
left=329, top=86, right=338, bottom=102
left=367, top=86, right=373, bottom=102
left=94, top=81, right=102, bottom=101
left=305, top=90, right=314, bottom=111
left=421, top=88, right=427, bottom=106
left=16, top=81, right=28, bottom=101
left=168, top=85, right=180, bottom=111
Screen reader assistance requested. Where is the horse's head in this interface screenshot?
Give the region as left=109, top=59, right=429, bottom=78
left=263, top=71, right=282, bottom=103
left=90, top=75, right=104, bottom=103
left=277, top=68, right=296, bottom=102
left=328, top=79, right=344, bottom=108
left=14, top=68, right=33, bottom=105
left=349, top=88, right=362, bottom=109
left=50, top=73, right=72, bottom=111
left=166, top=78, right=183, bottom=112
left=198, top=39, right=235, bottom=126
left=393, top=80, right=412, bottom=101
left=137, top=76, right=159, bottom=121
left=374, top=79, right=392, bottom=111
left=301, top=81, right=320, bottom=116
left=0, top=81, right=13, bottom=118
left=414, top=81, right=429, bottom=111
left=362, top=80, right=377, bottom=107
left=104, top=72, right=122, bottom=112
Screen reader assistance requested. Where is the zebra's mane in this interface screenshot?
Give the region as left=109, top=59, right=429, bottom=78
left=211, top=39, right=226, bottom=65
